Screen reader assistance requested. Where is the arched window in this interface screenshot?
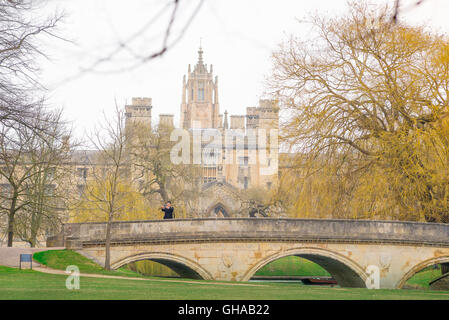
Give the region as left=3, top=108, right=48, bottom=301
left=198, top=81, right=204, bottom=101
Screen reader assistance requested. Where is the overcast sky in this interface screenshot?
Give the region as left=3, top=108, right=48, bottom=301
left=38, top=0, right=449, bottom=139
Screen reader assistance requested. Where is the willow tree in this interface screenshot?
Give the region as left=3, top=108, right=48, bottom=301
left=70, top=179, right=155, bottom=223
left=271, top=2, right=449, bottom=222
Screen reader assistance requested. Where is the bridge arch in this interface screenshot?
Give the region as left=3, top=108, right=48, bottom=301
left=242, top=247, right=368, bottom=288
left=110, top=252, right=214, bottom=280
left=397, top=256, right=449, bottom=289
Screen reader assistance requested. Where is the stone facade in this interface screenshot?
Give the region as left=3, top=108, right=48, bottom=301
left=124, top=47, right=280, bottom=216
left=0, top=47, right=282, bottom=247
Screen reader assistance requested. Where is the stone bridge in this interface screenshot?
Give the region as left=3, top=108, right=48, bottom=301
left=47, top=218, right=449, bottom=289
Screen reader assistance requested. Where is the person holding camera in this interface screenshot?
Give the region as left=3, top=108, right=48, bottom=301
left=161, top=201, right=174, bottom=219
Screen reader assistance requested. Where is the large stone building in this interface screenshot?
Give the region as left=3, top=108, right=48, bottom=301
left=125, top=47, right=280, bottom=216
left=0, top=47, right=281, bottom=247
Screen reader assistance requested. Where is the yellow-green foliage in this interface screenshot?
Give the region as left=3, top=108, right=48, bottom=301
left=69, top=179, right=160, bottom=222
left=271, top=2, right=449, bottom=222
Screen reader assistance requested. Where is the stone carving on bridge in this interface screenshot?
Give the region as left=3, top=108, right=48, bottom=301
left=379, top=254, right=392, bottom=273
left=222, top=254, right=233, bottom=268
left=217, top=253, right=236, bottom=280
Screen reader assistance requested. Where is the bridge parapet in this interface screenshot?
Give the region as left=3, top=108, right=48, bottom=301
left=47, top=218, right=449, bottom=248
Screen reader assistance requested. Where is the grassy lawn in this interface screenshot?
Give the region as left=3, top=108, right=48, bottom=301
left=21, top=249, right=447, bottom=299
left=33, top=250, right=150, bottom=279
left=405, top=267, right=442, bottom=289
left=2, top=265, right=449, bottom=299
left=254, top=256, right=330, bottom=277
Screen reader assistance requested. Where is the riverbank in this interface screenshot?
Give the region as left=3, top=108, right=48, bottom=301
left=2, top=266, right=449, bottom=300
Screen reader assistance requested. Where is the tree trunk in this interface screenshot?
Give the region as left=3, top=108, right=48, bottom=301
left=104, top=213, right=113, bottom=270
left=30, top=209, right=40, bottom=248
left=7, top=194, right=18, bottom=247
left=7, top=214, right=14, bottom=247
left=159, top=185, right=169, bottom=203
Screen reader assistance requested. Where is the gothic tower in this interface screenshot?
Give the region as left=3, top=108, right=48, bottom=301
left=180, top=46, right=220, bottom=129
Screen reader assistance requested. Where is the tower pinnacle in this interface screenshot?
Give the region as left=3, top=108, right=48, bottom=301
left=180, top=45, right=220, bottom=129
left=198, top=45, right=204, bottom=64
left=224, top=110, right=229, bottom=129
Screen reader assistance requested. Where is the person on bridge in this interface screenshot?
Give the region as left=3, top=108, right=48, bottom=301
left=161, top=201, right=174, bottom=219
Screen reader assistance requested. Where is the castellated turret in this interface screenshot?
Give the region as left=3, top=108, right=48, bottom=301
left=159, top=114, right=174, bottom=128
left=246, top=99, right=279, bottom=130
left=125, top=97, right=152, bottom=130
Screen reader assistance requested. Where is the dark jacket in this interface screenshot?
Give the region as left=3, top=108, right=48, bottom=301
left=161, top=206, right=174, bottom=219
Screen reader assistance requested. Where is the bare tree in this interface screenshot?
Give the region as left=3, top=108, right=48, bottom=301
left=0, top=107, right=69, bottom=246
left=392, top=0, right=426, bottom=23
left=76, top=0, right=205, bottom=75
left=14, top=120, right=74, bottom=247
left=84, top=105, right=130, bottom=270
left=0, top=0, right=63, bottom=136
